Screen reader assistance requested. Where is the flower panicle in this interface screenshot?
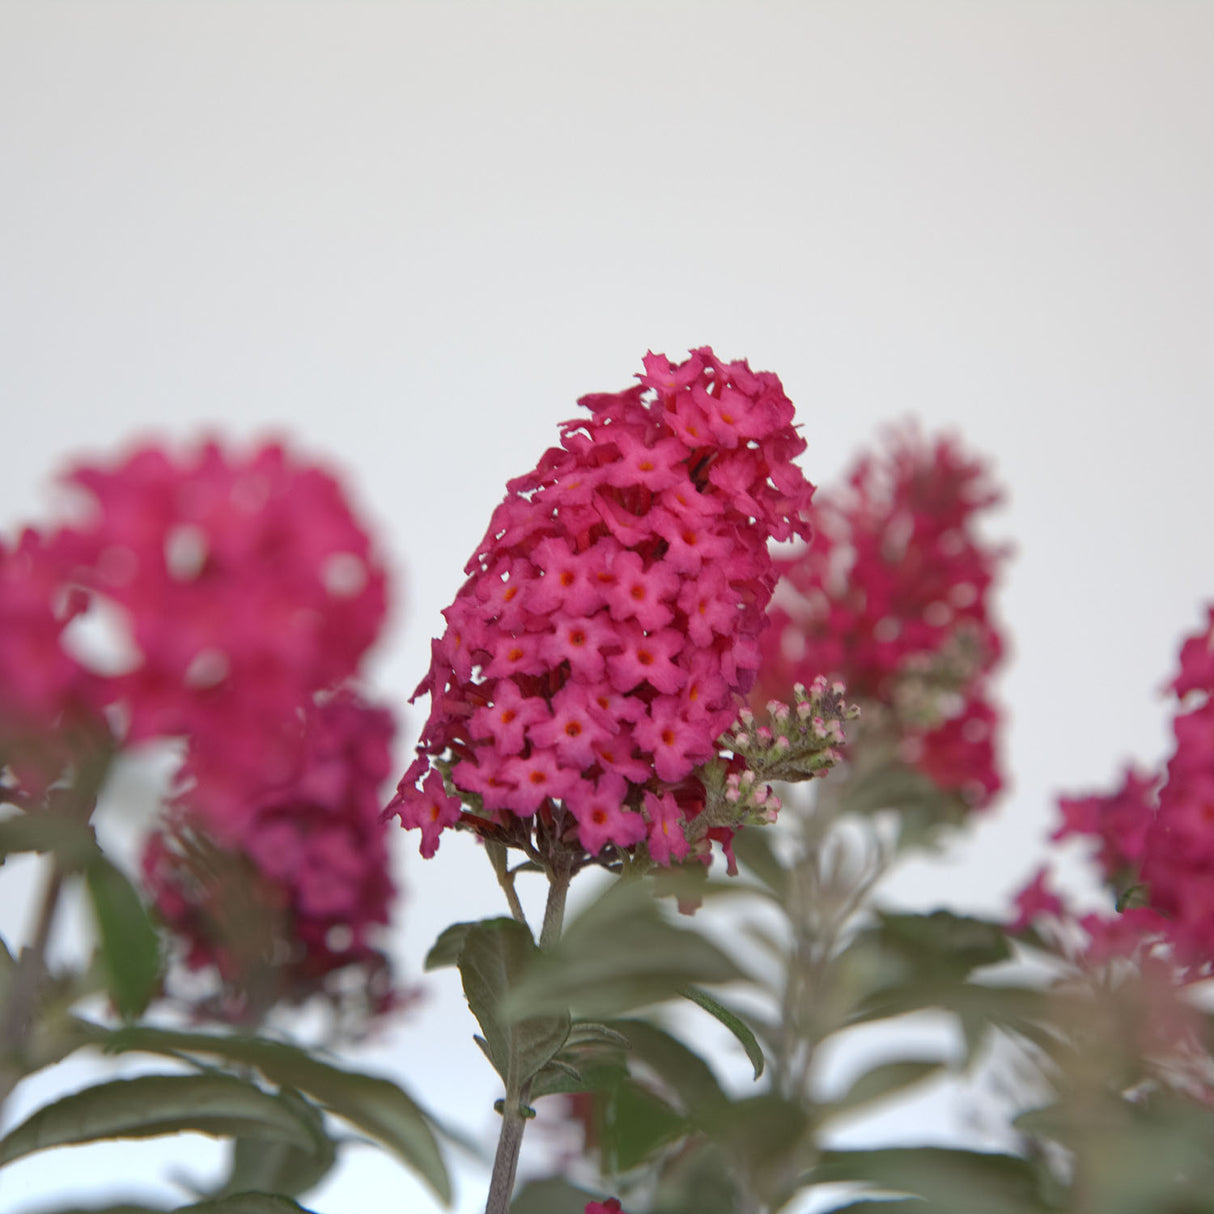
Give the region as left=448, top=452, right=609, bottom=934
left=724, top=675, right=859, bottom=786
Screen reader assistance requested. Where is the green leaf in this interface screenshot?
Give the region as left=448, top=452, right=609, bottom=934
left=503, top=880, right=744, bottom=1020
left=528, top=1053, right=628, bottom=1100
left=182, top=1196, right=320, bottom=1214
left=509, top=1177, right=600, bottom=1214
left=813, top=1146, right=1053, bottom=1214
left=681, top=985, right=765, bottom=1080
left=424, top=921, right=476, bottom=971
left=599, top=1077, right=688, bottom=1172
left=1016, top=1091, right=1214, bottom=1214
left=31, top=1202, right=320, bottom=1214
left=217, top=1090, right=337, bottom=1200
left=701, top=1092, right=814, bottom=1204
left=819, top=1203, right=921, bottom=1212
left=0, top=810, right=98, bottom=866
left=609, top=1018, right=727, bottom=1117
left=457, top=918, right=570, bottom=1087
left=0, top=1074, right=317, bottom=1167
left=88, top=1024, right=451, bottom=1205
left=564, top=1021, right=632, bottom=1050
left=827, top=1058, right=947, bottom=1120
left=650, top=1139, right=742, bottom=1214
left=871, top=909, right=1011, bottom=976
left=84, top=854, right=160, bottom=1019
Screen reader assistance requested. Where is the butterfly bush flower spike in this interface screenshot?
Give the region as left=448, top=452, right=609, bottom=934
left=388, top=348, right=826, bottom=870
left=756, top=425, right=1006, bottom=811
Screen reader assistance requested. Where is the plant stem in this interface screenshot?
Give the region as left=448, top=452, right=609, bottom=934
left=484, top=851, right=574, bottom=1214
left=0, top=858, right=66, bottom=1114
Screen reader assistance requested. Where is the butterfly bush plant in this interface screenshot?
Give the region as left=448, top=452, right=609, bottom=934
left=5, top=352, right=1214, bottom=1214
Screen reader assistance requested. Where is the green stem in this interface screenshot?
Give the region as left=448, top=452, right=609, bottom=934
left=0, top=859, right=66, bottom=1114
left=484, top=852, right=574, bottom=1214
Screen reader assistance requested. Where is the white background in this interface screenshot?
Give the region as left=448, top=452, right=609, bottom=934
left=2, top=3, right=1213, bottom=1212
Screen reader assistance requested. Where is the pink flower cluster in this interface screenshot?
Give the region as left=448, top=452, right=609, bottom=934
left=52, top=440, right=388, bottom=831
left=755, top=426, right=1006, bottom=808
left=1017, top=605, right=1214, bottom=973
left=389, top=348, right=815, bottom=861
left=1, top=438, right=399, bottom=1015
left=143, top=691, right=398, bottom=1018
left=1141, top=607, right=1214, bottom=968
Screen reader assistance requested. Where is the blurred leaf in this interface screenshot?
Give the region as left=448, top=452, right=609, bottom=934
left=650, top=1140, right=741, bottom=1214
left=84, top=854, right=160, bottom=1019
left=564, top=1022, right=631, bottom=1050
left=1016, top=1091, right=1214, bottom=1214
left=424, top=921, right=476, bottom=971
left=528, top=1053, right=628, bottom=1100
left=503, top=880, right=744, bottom=1020
left=457, top=918, right=570, bottom=1087
left=729, top=826, right=789, bottom=900
left=681, top=986, right=765, bottom=1080
left=848, top=980, right=1053, bottom=1066
left=698, top=1092, right=814, bottom=1207
left=827, top=1058, right=947, bottom=1120
left=842, top=760, right=965, bottom=843
left=181, top=1197, right=319, bottom=1214
left=217, top=1090, right=337, bottom=1200
left=871, top=910, right=1011, bottom=977
left=0, top=1074, right=317, bottom=1166
left=599, top=1077, right=688, bottom=1172
left=610, top=1018, right=727, bottom=1117
left=820, top=1203, right=920, bottom=1212
left=0, top=810, right=97, bottom=867
left=90, top=1024, right=450, bottom=1205
left=509, top=1177, right=600, bottom=1214
left=813, top=1146, right=1053, bottom=1214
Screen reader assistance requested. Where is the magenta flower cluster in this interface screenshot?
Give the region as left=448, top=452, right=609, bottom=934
left=143, top=691, right=397, bottom=1015
left=1017, top=605, right=1214, bottom=973
left=54, top=441, right=388, bottom=832
left=389, top=348, right=815, bottom=861
left=0, top=439, right=397, bottom=1012
left=755, top=426, right=1006, bottom=809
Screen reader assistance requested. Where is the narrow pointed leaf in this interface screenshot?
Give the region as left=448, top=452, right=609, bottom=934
left=813, top=1146, right=1052, bottom=1214
left=503, top=880, right=743, bottom=1020
left=33, top=1202, right=319, bottom=1214
left=86, top=1024, right=450, bottom=1204
left=84, top=855, right=160, bottom=1018
left=217, top=1090, right=336, bottom=1199
left=828, top=1058, right=946, bottom=1119
left=681, top=985, right=765, bottom=1079
left=182, top=1197, right=320, bottom=1214
left=0, top=1074, right=316, bottom=1166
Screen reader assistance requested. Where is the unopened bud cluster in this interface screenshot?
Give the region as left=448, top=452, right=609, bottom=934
left=725, top=675, right=859, bottom=786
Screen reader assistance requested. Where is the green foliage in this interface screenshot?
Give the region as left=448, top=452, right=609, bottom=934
left=827, top=1058, right=947, bottom=1120
left=216, top=1091, right=337, bottom=1201
left=509, top=1178, right=601, bottom=1214
left=83, top=855, right=161, bottom=1020
left=455, top=918, right=570, bottom=1089
left=0, top=1073, right=319, bottom=1166
left=679, top=986, right=765, bottom=1080
left=502, top=880, right=744, bottom=1021
left=0, top=809, right=98, bottom=868
left=36, top=1198, right=319, bottom=1214
left=93, top=1024, right=451, bottom=1204
left=813, top=1147, right=1055, bottom=1214
left=1016, top=1090, right=1214, bottom=1214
